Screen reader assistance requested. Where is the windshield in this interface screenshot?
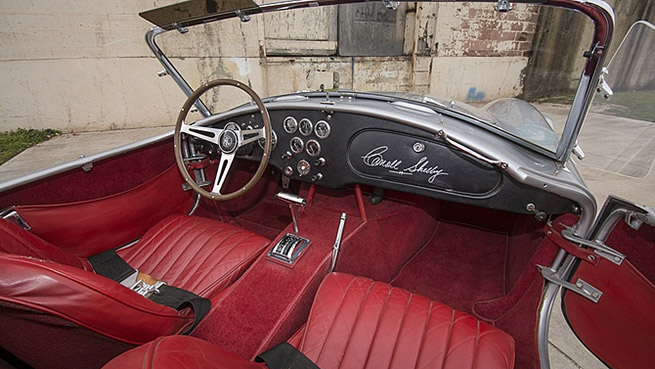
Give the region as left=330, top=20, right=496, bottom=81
left=582, top=21, right=655, bottom=207
left=149, top=0, right=597, bottom=154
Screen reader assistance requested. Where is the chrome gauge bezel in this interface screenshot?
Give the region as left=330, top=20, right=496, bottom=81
left=298, top=118, right=313, bottom=136
left=283, top=116, right=298, bottom=134
left=306, top=139, right=321, bottom=157
left=224, top=121, right=241, bottom=131
left=290, top=137, right=304, bottom=154
left=315, top=120, right=331, bottom=139
left=258, top=129, right=278, bottom=150
left=297, top=159, right=310, bottom=177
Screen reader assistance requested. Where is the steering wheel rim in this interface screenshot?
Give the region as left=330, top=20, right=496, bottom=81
left=174, top=79, right=272, bottom=201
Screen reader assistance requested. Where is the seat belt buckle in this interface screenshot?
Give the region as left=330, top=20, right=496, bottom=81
left=131, top=278, right=166, bottom=298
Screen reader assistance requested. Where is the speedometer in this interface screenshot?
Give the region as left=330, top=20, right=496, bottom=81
left=298, top=118, right=313, bottom=136
left=283, top=116, right=297, bottom=134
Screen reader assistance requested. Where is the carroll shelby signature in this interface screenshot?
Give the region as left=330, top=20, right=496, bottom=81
left=361, top=146, right=448, bottom=184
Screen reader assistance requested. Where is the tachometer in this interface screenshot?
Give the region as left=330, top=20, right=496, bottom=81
left=283, top=116, right=298, bottom=134
left=299, top=118, right=313, bottom=136
left=315, top=120, right=331, bottom=139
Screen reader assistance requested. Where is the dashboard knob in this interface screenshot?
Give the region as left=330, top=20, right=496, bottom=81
left=311, top=173, right=323, bottom=182
left=281, top=151, right=292, bottom=160
left=283, top=166, right=294, bottom=177
left=314, top=157, right=326, bottom=167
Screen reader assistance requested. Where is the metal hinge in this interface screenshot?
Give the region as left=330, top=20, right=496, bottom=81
left=539, top=266, right=603, bottom=303
left=561, top=228, right=625, bottom=265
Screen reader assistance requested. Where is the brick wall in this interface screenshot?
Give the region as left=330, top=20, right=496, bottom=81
left=434, top=3, right=540, bottom=58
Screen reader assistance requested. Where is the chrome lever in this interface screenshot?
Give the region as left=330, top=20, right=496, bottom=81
left=330, top=213, right=347, bottom=273
left=276, top=192, right=307, bottom=235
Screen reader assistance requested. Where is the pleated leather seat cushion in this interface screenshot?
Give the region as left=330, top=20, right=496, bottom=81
left=104, top=273, right=515, bottom=369
left=118, top=214, right=271, bottom=298
left=290, top=273, right=515, bottom=369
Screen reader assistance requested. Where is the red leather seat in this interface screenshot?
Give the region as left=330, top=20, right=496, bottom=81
left=0, top=214, right=270, bottom=369
left=104, top=273, right=515, bottom=369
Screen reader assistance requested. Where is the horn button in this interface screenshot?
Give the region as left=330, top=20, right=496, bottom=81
left=218, top=129, right=239, bottom=154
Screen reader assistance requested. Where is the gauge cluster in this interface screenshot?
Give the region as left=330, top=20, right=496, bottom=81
left=275, top=115, right=331, bottom=183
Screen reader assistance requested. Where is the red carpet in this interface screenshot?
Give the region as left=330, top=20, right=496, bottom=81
left=390, top=221, right=508, bottom=315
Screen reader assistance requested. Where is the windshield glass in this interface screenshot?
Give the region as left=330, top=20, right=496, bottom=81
left=582, top=21, right=655, bottom=207
left=153, top=1, right=595, bottom=153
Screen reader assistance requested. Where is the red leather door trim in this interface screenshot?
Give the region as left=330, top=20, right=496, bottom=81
left=563, top=257, right=655, bottom=369
left=14, top=165, right=194, bottom=257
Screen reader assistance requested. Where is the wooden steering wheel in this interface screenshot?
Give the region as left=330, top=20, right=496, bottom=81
left=173, top=79, right=272, bottom=201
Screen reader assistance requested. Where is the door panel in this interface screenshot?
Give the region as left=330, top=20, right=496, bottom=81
left=562, top=197, right=655, bottom=369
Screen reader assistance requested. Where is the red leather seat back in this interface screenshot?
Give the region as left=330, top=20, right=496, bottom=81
left=0, top=253, right=195, bottom=369
left=293, top=273, right=515, bottom=369
left=0, top=218, right=90, bottom=270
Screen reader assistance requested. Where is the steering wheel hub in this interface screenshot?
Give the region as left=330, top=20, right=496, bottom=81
left=218, top=129, right=239, bottom=154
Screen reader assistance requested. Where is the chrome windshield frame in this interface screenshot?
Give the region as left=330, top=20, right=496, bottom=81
left=143, top=0, right=614, bottom=164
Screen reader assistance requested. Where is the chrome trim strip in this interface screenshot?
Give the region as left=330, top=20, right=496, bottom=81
left=0, top=131, right=173, bottom=193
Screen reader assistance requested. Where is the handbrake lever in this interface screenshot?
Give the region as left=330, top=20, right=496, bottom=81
left=275, top=192, right=307, bottom=235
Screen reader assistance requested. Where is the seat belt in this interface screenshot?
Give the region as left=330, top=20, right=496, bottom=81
left=88, top=249, right=210, bottom=333
left=256, top=342, right=320, bottom=369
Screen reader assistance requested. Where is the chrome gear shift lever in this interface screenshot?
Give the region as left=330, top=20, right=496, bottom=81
left=268, top=192, right=310, bottom=265
left=275, top=192, right=307, bottom=235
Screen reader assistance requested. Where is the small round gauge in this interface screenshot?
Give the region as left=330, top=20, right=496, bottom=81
left=290, top=137, right=304, bottom=154
left=283, top=116, right=298, bottom=134
left=306, top=139, right=321, bottom=157
left=298, top=118, right=313, bottom=136
left=315, top=120, right=331, bottom=139
left=258, top=130, right=278, bottom=150
left=224, top=122, right=240, bottom=131
left=297, top=159, right=310, bottom=177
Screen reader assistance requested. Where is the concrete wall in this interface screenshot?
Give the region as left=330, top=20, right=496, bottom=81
left=1, top=1, right=541, bottom=133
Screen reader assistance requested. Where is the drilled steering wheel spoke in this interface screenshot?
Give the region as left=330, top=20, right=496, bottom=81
left=180, top=124, right=223, bottom=145
left=212, top=153, right=235, bottom=195
left=239, top=128, right=265, bottom=147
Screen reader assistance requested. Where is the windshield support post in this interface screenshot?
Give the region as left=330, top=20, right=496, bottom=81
left=144, top=26, right=211, bottom=118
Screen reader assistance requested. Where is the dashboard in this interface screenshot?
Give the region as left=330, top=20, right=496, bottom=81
left=194, top=95, right=580, bottom=216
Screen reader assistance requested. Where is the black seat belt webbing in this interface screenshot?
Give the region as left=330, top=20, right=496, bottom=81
left=88, top=249, right=210, bottom=334
left=256, top=342, right=320, bottom=369
left=150, top=285, right=211, bottom=334
left=87, top=249, right=136, bottom=282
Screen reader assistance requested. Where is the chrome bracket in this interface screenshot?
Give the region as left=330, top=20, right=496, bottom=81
left=382, top=0, right=399, bottom=10
left=625, top=206, right=655, bottom=229
left=539, top=266, right=602, bottom=303
left=596, top=67, right=613, bottom=100
left=495, top=0, right=512, bottom=12
left=235, top=10, right=251, bottom=22
left=171, top=22, right=189, bottom=34
left=561, top=228, right=625, bottom=265
left=1, top=210, right=31, bottom=230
